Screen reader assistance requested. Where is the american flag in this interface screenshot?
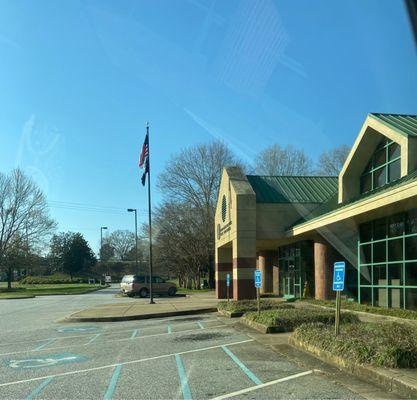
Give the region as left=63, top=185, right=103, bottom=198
left=139, top=131, right=149, bottom=186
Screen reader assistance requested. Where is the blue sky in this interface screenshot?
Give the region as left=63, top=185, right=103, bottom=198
left=1, top=0, right=416, bottom=253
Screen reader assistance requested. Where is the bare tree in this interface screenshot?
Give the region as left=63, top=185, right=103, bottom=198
left=103, top=230, right=136, bottom=261
left=153, top=202, right=208, bottom=289
left=253, top=144, right=313, bottom=176
left=0, top=169, right=56, bottom=288
left=157, top=140, right=242, bottom=287
left=316, top=145, right=350, bottom=176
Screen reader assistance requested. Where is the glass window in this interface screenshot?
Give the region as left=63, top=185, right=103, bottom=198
left=388, top=143, right=400, bottom=160
left=360, top=222, right=373, bottom=242
left=405, top=289, right=417, bottom=310
left=388, top=263, right=402, bottom=285
left=373, top=287, right=387, bottom=307
left=360, top=287, right=372, bottom=305
left=389, top=213, right=404, bottom=237
left=405, top=236, right=417, bottom=260
left=405, top=263, right=417, bottom=286
left=374, top=167, right=386, bottom=188
left=388, top=159, right=401, bottom=182
left=360, top=244, right=372, bottom=264
left=373, top=218, right=387, bottom=240
left=388, top=239, right=403, bottom=261
left=389, top=287, right=402, bottom=308
left=360, top=266, right=371, bottom=285
left=406, top=209, right=417, bottom=234
left=374, top=148, right=386, bottom=168
left=373, top=242, right=386, bottom=263
left=372, top=264, right=386, bottom=285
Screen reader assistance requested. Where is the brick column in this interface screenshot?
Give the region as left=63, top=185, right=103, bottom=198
left=314, top=239, right=330, bottom=300
left=233, top=238, right=256, bottom=300
left=258, top=251, right=274, bottom=294
left=272, top=253, right=279, bottom=295
left=215, top=246, right=232, bottom=299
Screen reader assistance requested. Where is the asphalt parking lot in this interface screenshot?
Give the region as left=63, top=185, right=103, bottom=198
left=0, top=287, right=401, bottom=400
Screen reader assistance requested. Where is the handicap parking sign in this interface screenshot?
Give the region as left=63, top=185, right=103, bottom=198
left=226, top=273, right=230, bottom=287
left=333, top=262, right=345, bottom=291
left=254, top=270, right=262, bottom=289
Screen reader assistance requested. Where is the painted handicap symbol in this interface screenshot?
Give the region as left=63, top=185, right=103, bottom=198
left=57, top=326, right=99, bottom=333
left=7, top=353, right=88, bottom=369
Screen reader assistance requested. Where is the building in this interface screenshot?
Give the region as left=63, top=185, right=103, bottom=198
left=215, top=113, right=417, bottom=309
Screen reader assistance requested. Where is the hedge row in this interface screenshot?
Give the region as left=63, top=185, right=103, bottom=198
left=301, top=298, right=417, bottom=320
left=20, top=274, right=88, bottom=285
left=218, top=299, right=294, bottom=313
left=293, top=321, right=417, bottom=368
left=245, top=308, right=359, bottom=332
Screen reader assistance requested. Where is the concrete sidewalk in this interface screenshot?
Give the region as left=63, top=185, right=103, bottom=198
left=64, top=293, right=218, bottom=322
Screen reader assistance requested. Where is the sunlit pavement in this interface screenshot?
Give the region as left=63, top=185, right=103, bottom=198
left=0, top=288, right=401, bottom=400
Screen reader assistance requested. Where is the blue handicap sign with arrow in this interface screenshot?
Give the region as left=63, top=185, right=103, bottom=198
left=333, top=262, right=345, bottom=291
left=254, top=270, right=262, bottom=289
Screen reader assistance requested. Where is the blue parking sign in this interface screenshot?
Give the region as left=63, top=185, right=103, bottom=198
left=226, top=273, right=230, bottom=287
left=333, top=262, right=345, bottom=291
left=254, top=269, right=262, bottom=288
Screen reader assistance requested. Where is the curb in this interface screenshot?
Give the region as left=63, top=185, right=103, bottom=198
left=63, top=307, right=218, bottom=323
left=240, top=316, right=289, bottom=334
left=217, top=309, right=244, bottom=318
left=289, top=336, right=417, bottom=399
left=0, top=295, right=35, bottom=300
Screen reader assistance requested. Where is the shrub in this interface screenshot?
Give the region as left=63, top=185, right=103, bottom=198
left=301, top=298, right=417, bottom=320
left=245, top=308, right=359, bottom=331
left=218, top=299, right=294, bottom=313
left=20, top=273, right=88, bottom=285
left=293, top=322, right=417, bottom=368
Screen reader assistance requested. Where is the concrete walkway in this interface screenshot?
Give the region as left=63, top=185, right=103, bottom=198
left=64, top=292, right=218, bottom=322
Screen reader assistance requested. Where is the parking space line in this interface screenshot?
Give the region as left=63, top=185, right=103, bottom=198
left=0, top=339, right=254, bottom=388
left=221, top=346, right=262, bottom=385
left=197, top=322, right=204, bottom=329
left=34, top=339, right=57, bottom=352
left=103, top=365, right=122, bottom=400
left=210, top=370, right=315, bottom=400
left=0, top=318, right=221, bottom=349
left=175, top=354, right=192, bottom=400
left=0, top=325, right=227, bottom=358
left=25, top=376, right=54, bottom=400
left=130, top=329, right=138, bottom=339
left=86, top=334, right=101, bottom=345
left=167, top=325, right=172, bottom=334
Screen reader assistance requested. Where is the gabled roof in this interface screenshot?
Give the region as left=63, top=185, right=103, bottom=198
left=246, top=175, right=338, bottom=204
left=370, top=113, right=417, bottom=138
left=293, top=168, right=417, bottom=227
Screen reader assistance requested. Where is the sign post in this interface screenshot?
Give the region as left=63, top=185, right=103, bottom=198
left=226, top=273, right=231, bottom=302
left=254, top=269, right=262, bottom=316
left=332, top=261, right=345, bottom=336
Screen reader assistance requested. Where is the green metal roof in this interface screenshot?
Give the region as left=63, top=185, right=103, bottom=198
left=292, top=168, right=417, bottom=228
left=370, top=113, right=417, bottom=138
left=246, top=175, right=338, bottom=204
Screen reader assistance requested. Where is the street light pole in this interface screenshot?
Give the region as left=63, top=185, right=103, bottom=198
left=100, top=226, right=108, bottom=279
left=127, top=208, right=139, bottom=275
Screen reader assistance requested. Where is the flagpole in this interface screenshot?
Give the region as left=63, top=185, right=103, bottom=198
left=146, top=122, right=155, bottom=304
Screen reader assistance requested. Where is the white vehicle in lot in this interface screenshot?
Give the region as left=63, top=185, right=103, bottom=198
left=120, top=275, right=177, bottom=297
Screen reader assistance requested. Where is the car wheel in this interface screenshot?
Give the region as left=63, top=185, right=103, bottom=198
left=139, top=288, right=149, bottom=298
left=168, top=287, right=177, bottom=296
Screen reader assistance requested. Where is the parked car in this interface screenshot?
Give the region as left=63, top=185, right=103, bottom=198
left=120, top=275, right=177, bottom=297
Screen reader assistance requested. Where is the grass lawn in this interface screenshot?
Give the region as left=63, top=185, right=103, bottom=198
left=0, top=282, right=105, bottom=299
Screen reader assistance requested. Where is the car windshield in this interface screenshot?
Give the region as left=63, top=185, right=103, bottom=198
left=1, top=1, right=417, bottom=399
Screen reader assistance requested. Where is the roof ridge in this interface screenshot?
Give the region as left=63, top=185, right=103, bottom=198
left=246, top=175, right=338, bottom=178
